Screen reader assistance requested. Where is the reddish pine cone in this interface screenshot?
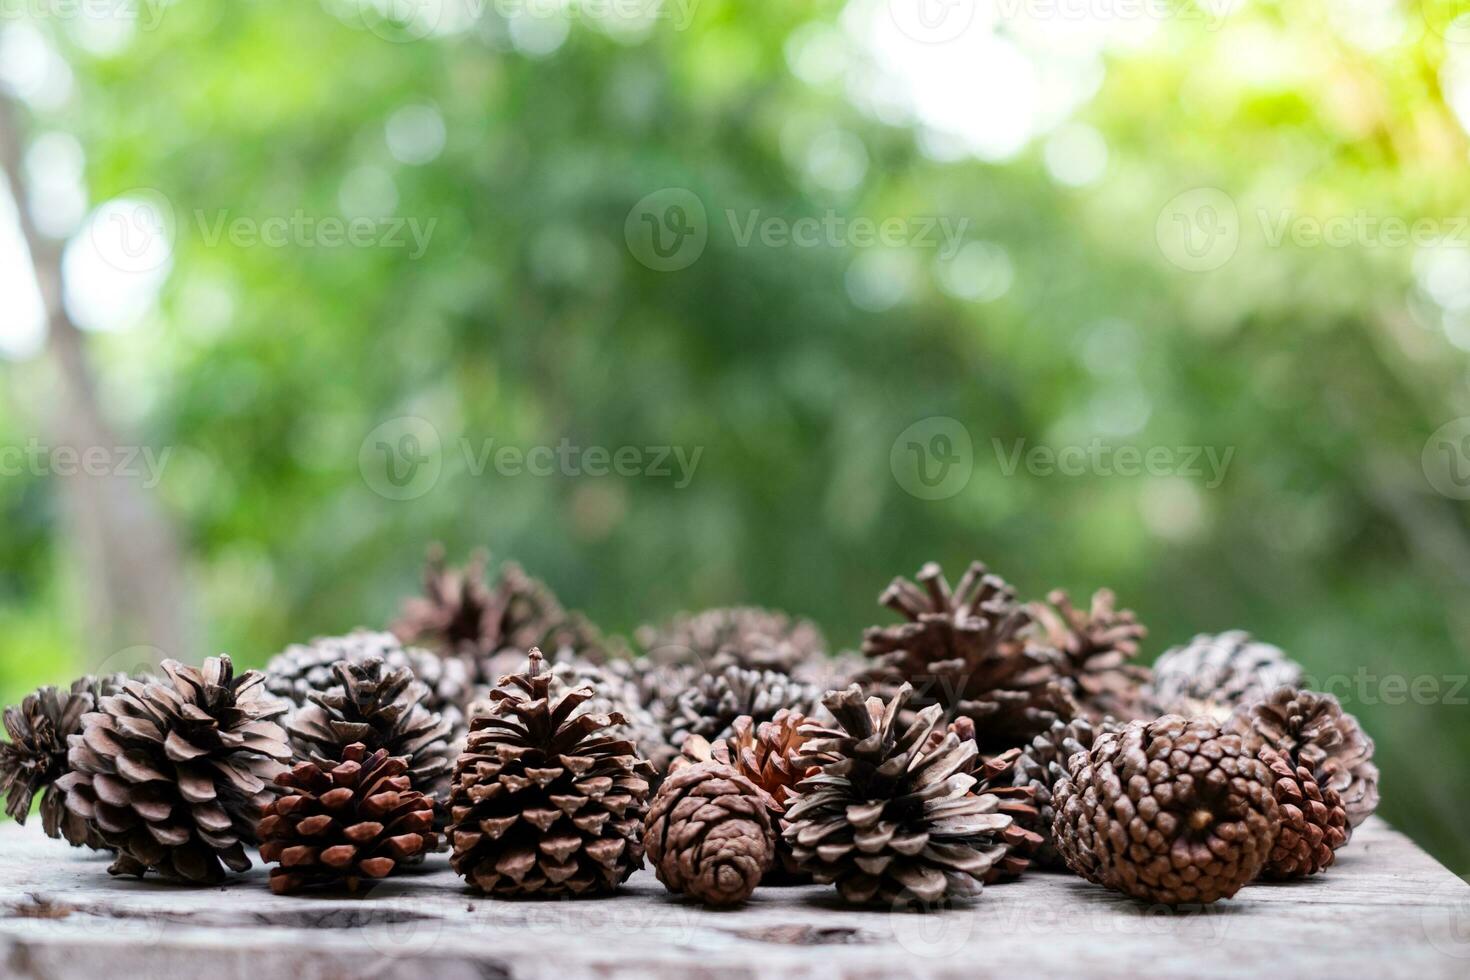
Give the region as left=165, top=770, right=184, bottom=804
left=260, top=743, right=440, bottom=894
left=644, top=760, right=775, bottom=907
left=1258, top=747, right=1347, bottom=881
left=1053, top=716, right=1279, bottom=905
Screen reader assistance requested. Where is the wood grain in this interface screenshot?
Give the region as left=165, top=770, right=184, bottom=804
left=0, top=818, right=1465, bottom=978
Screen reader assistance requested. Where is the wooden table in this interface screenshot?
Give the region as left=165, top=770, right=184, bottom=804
left=0, top=819, right=1465, bottom=978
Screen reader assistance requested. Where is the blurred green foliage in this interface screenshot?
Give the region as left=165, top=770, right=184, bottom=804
left=2, top=1, right=1469, bottom=869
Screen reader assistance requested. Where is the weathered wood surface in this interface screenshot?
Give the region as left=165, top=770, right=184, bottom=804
left=0, top=818, right=1465, bottom=979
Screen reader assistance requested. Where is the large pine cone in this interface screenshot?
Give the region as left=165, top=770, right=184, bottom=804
left=860, top=561, right=1075, bottom=752
left=1030, top=589, right=1150, bottom=722
left=1257, top=747, right=1347, bottom=880
left=1010, top=717, right=1118, bottom=869
left=1146, top=631, right=1302, bottom=721
left=1, top=676, right=125, bottom=848
left=678, top=710, right=810, bottom=882
left=782, top=684, right=1018, bottom=906
left=1228, top=686, right=1378, bottom=829
left=644, top=760, right=775, bottom=906
left=1052, top=716, right=1279, bottom=905
left=259, top=742, right=440, bottom=894
left=55, top=657, right=291, bottom=883
left=660, top=665, right=818, bottom=752
left=448, top=649, right=653, bottom=897
left=637, top=606, right=826, bottom=675
left=286, top=657, right=455, bottom=800
left=547, top=656, right=674, bottom=778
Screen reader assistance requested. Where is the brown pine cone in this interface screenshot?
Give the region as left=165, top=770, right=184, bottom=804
left=1010, top=717, right=1119, bottom=869
left=1228, top=686, right=1378, bottom=830
left=1053, top=715, right=1279, bottom=905
left=1030, top=589, right=1150, bottom=722
left=55, top=657, right=291, bottom=883
left=1146, top=631, right=1302, bottom=721
left=448, top=649, right=653, bottom=897
left=859, top=561, right=1075, bottom=752
left=1257, top=747, right=1347, bottom=880
left=259, top=743, right=440, bottom=894
left=644, top=760, right=775, bottom=906
left=783, top=684, right=1017, bottom=906
left=1, top=676, right=126, bottom=848
left=659, top=665, right=818, bottom=752
left=678, top=710, right=810, bottom=882
left=637, top=606, right=826, bottom=675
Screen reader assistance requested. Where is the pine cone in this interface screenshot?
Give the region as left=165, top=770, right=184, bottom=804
left=860, top=561, right=1075, bottom=751
left=782, top=684, right=1017, bottom=906
left=54, top=657, right=291, bottom=882
left=448, top=649, right=653, bottom=896
left=548, top=656, right=674, bottom=779
left=638, top=606, right=826, bottom=675
left=932, top=717, right=1044, bottom=882
left=678, top=711, right=811, bottom=882
left=1030, top=589, right=1150, bottom=722
left=1257, top=746, right=1347, bottom=880
left=1, top=676, right=125, bottom=848
left=286, top=657, right=455, bottom=801
left=266, top=631, right=472, bottom=736
left=1146, top=631, right=1302, bottom=721
left=661, top=665, right=818, bottom=752
left=1052, top=715, right=1279, bottom=905
left=1228, top=686, right=1378, bottom=830
left=1010, top=717, right=1119, bottom=869
left=643, top=760, right=775, bottom=906
left=259, top=742, right=440, bottom=894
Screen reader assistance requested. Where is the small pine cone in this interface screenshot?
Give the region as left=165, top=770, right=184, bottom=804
left=1257, top=747, right=1347, bottom=880
left=1030, top=589, right=1150, bottom=722
left=678, top=711, right=811, bottom=882
left=1010, top=717, right=1119, bottom=869
left=1, top=676, right=125, bottom=848
left=448, top=649, right=653, bottom=897
left=1228, top=686, right=1378, bottom=830
left=783, top=684, right=1016, bottom=906
left=662, top=665, right=818, bottom=751
left=1146, top=631, right=1302, bottom=721
left=637, top=606, right=826, bottom=675
left=286, top=657, right=455, bottom=801
left=790, top=650, right=866, bottom=694
left=859, top=561, right=1075, bottom=752
left=1053, top=716, right=1279, bottom=905
left=55, top=657, right=292, bottom=883
left=643, top=760, right=775, bottom=906
left=260, top=743, right=440, bottom=894
left=266, top=631, right=472, bottom=737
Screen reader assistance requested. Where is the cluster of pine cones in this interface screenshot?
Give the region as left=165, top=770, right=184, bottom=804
left=0, top=550, right=1379, bottom=911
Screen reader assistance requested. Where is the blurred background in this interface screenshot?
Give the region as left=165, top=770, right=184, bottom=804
left=2, top=0, right=1469, bottom=869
